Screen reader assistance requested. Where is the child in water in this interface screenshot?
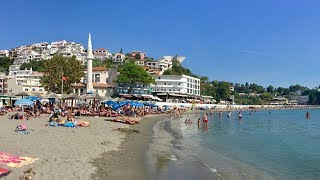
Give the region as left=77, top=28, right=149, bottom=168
left=197, top=118, right=201, bottom=127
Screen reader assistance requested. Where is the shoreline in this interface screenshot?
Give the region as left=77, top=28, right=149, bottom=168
left=90, top=114, right=171, bottom=180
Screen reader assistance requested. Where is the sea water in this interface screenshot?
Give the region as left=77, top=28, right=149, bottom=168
left=146, top=109, right=320, bottom=180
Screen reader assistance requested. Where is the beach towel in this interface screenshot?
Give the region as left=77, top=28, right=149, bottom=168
left=64, top=121, right=75, bottom=127
left=0, top=167, right=11, bottom=178
left=0, top=152, right=38, bottom=168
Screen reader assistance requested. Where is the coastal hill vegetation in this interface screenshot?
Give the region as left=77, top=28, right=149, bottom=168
left=3, top=53, right=320, bottom=105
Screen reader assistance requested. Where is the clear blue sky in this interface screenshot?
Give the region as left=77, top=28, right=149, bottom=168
left=1, top=0, right=320, bottom=88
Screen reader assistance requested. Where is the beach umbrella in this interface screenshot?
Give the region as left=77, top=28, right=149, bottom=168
left=15, top=91, right=29, bottom=98
left=26, top=96, right=42, bottom=101
left=104, top=100, right=117, bottom=106
left=40, top=99, right=49, bottom=105
left=66, top=93, right=81, bottom=108
left=144, top=102, right=157, bottom=107
left=76, top=100, right=90, bottom=107
left=103, top=96, right=113, bottom=101
left=14, top=98, right=34, bottom=106
left=46, top=93, right=59, bottom=99
left=33, top=93, right=44, bottom=99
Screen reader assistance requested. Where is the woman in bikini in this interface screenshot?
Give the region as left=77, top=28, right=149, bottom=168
left=203, top=114, right=208, bottom=127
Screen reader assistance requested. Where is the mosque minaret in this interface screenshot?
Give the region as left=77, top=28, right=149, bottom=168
left=86, top=33, right=94, bottom=93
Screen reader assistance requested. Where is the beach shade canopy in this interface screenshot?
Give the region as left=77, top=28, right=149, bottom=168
left=85, top=93, right=104, bottom=100
left=103, top=96, right=113, bottom=101
left=26, top=96, right=42, bottom=101
left=130, top=101, right=144, bottom=107
left=66, top=93, right=81, bottom=100
left=143, top=102, right=158, bottom=107
left=46, top=93, right=59, bottom=99
left=76, top=100, right=90, bottom=107
left=15, top=91, right=29, bottom=97
left=5, top=92, right=16, bottom=97
left=113, top=97, right=120, bottom=102
left=14, top=98, right=34, bottom=106
left=104, top=100, right=117, bottom=106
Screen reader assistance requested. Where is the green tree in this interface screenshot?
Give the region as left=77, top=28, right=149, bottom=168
left=92, top=59, right=103, bottom=67
left=260, top=92, right=273, bottom=101
left=20, top=60, right=46, bottom=72
left=266, top=85, right=274, bottom=93
left=0, top=57, right=14, bottom=73
left=116, top=63, right=155, bottom=94
left=40, top=55, right=84, bottom=93
left=216, top=81, right=231, bottom=101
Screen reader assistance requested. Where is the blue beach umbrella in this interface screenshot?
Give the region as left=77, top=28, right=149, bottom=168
left=144, top=102, right=157, bottom=107
left=104, top=100, right=117, bottom=106
left=14, top=98, right=34, bottom=106
left=26, top=96, right=42, bottom=101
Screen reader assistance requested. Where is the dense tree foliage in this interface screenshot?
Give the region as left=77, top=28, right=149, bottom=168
left=163, top=60, right=196, bottom=77
left=0, top=57, right=14, bottom=73
left=40, top=55, right=84, bottom=93
left=20, top=60, right=46, bottom=72
left=116, top=63, right=155, bottom=94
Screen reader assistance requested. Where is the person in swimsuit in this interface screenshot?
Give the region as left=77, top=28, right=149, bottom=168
left=203, top=114, right=208, bottom=127
left=197, top=118, right=201, bottom=127
left=238, top=112, right=243, bottom=120
left=227, top=111, right=232, bottom=118
left=306, top=111, right=310, bottom=119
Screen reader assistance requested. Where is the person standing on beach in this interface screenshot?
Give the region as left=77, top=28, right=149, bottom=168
left=203, top=114, right=208, bottom=127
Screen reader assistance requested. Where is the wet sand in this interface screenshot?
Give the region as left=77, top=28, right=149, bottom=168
left=90, top=114, right=170, bottom=180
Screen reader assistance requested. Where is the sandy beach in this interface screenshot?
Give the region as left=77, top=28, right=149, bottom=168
left=0, top=113, right=129, bottom=180
left=90, top=114, right=168, bottom=180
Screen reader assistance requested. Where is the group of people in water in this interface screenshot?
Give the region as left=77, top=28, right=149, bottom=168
left=185, top=110, right=246, bottom=127
left=186, top=109, right=313, bottom=127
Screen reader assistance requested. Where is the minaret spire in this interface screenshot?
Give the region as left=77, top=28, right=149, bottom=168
left=87, top=33, right=94, bottom=59
left=86, top=33, right=94, bottom=93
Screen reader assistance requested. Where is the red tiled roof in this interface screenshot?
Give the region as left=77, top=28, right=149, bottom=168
left=93, top=83, right=114, bottom=88
left=92, top=67, right=107, bottom=71
left=71, top=83, right=86, bottom=87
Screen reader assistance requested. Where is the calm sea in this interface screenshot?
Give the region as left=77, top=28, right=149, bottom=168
left=145, top=109, right=320, bottom=180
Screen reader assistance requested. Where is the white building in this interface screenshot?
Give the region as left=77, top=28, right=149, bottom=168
left=113, top=53, right=125, bottom=63
left=0, top=50, right=9, bottom=58
left=151, top=74, right=200, bottom=96
left=155, top=55, right=186, bottom=75
left=94, top=48, right=112, bottom=60
left=4, top=71, right=46, bottom=95
left=146, top=61, right=159, bottom=69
